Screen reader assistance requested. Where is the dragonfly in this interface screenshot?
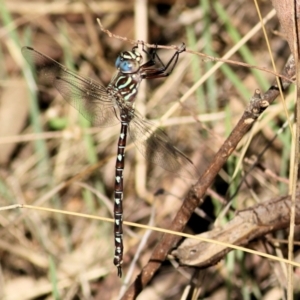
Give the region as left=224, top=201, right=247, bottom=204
left=22, top=43, right=198, bottom=277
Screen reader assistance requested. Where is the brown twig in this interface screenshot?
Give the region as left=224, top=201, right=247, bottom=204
left=172, top=192, right=300, bottom=268
left=97, top=18, right=181, bottom=51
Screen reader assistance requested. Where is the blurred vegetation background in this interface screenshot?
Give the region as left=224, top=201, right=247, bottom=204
left=0, top=0, right=296, bottom=299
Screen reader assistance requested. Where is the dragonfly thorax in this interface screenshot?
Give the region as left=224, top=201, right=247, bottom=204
left=115, top=49, right=143, bottom=74
left=109, top=48, right=144, bottom=104
left=108, top=71, right=142, bottom=104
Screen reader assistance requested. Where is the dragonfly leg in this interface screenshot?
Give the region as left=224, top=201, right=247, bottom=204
left=141, top=43, right=186, bottom=79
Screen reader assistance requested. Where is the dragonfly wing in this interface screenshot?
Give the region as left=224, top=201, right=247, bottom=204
left=129, top=112, right=199, bottom=179
left=22, top=46, right=119, bottom=127
left=54, top=76, right=119, bottom=127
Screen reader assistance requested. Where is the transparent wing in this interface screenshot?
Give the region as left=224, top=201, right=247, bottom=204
left=129, top=111, right=199, bottom=179
left=22, top=46, right=119, bottom=127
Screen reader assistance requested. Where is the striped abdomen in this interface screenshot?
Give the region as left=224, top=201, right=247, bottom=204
left=113, top=117, right=128, bottom=277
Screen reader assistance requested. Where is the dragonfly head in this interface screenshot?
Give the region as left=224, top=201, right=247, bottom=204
left=115, top=48, right=143, bottom=74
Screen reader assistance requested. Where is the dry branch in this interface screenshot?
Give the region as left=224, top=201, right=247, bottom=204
left=173, top=192, right=300, bottom=267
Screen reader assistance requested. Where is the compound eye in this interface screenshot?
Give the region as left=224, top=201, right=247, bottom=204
left=115, top=56, right=139, bottom=73
left=115, top=56, right=122, bottom=69
left=120, top=60, right=135, bottom=72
